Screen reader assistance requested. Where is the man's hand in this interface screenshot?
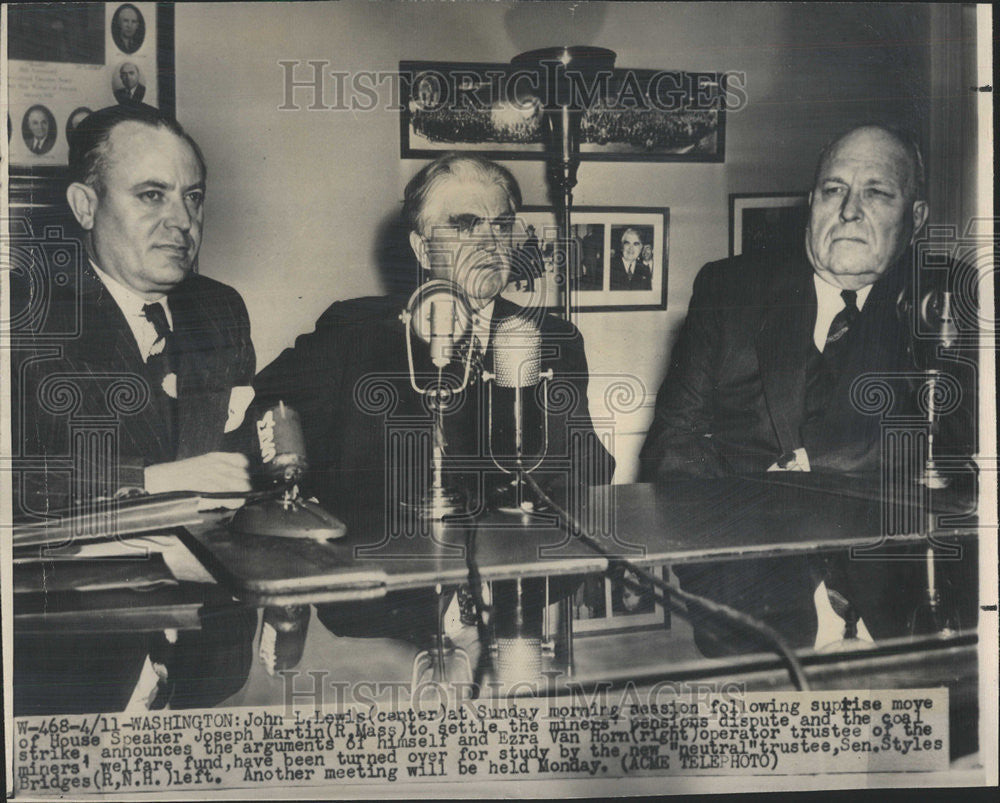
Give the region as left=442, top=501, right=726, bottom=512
left=144, top=452, right=252, bottom=494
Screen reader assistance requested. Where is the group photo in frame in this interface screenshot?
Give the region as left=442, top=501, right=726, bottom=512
left=503, top=206, right=669, bottom=312
left=400, top=60, right=726, bottom=162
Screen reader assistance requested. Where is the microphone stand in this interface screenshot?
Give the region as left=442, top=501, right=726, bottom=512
left=511, top=47, right=617, bottom=322
left=400, top=294, right=475, bottom=520
left=232, top=402, right=346, bottom=541
left=483, top=368, right=552, bottom=513
left=910, top=290, right=960, bottom=636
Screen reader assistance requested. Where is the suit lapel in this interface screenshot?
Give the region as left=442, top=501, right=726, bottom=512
left=756, top=259, right=816, bottom=455
left=79, top=270, right=176, bottom=463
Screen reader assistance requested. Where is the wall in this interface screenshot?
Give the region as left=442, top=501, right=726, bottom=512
left=176, top=1, right=939, bottom=482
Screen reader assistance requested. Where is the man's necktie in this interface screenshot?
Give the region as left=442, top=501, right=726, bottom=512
left=805, top=289, right=860, bottom=420
left=453, top=331, right=485, bottom=385
left=142, top=302, right=171, bottom=354
left=810, top=290, right=863, bottom=641
left=823, top=289, right=859, bottom=367
left=142, top=303, right=176, bottom=395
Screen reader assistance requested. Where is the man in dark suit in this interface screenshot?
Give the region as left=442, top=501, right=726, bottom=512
left=251, top=153, right=614, bottom=641
left=610, top=228, right=652, bottom=291
left=514, top=224, right=543, bottom=292
left=639, top=125, right=976, bottom=655
left=114, top=62, right=146, bottom=105
left=13, top=104, right=256, bottom=714
left=112, top=4, right=144, bottom=54
left=24, top=106, right=56, bottom=155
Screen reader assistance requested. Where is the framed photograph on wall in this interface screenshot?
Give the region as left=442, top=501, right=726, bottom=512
left=400, top=60, right=726, bottom=162
left=7, top=3, right=173, bottom=179
left=571, top=567, right=671, bottom=635
left=501, top=206, right=669, bottom=312
left=729, top=192, right=810, bottom=257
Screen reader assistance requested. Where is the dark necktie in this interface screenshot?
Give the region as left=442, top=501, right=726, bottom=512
left=142, top=302, right=176, bottom=385
left=810, top=290, right=863, bottom=641
left=453, top=332, right=485, bottom=385
left=823, top=289, right=859, bottom=368
left=804, top=289, right=860, bottom=422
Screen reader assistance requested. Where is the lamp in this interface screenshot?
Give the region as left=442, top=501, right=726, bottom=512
left=511, top=47, right=617, bottom=320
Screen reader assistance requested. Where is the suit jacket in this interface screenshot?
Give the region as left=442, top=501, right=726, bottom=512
left=637, top=249, right=978, bottom=646
left=15, top=266, right=255, bottom=514
left=249, top=293, right=613, bottom=641
left=114, top=83, right=146, bottom=105
left=27, top=133, right=56, bottom=155
left=251, top=294, right=614, bottom=517
left=639, top=250, right=976, bottom=482
left=114, top=32, right=143, bottom=54
left=610, top=256, right=652, bottom=291
left=13, top=265, right=257, bottom=714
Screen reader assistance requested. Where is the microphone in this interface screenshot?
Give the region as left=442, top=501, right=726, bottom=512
left=491, top=578, right=544, bottom=688
left=920, top=289, right=959, bottom=353
left=230, top=402, right=346, bottom=540
left=429, top=298, right=457, bottom=369
left=402, top=279, right=472, bottom=378
left=256, top=402, right=308, bottom=486
left=485, top=316, right=552, bottom=512
left=398, top=280, right=476, bottom=518
left=494, top=315, right=542, bottom=389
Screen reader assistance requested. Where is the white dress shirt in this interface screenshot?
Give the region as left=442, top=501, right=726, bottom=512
left=91, top=260, right=172, bottom=363
left=812, top=273, right=872, bottom=353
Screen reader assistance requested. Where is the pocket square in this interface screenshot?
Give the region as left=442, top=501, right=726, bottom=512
left=225, top=385, right=255, bottom=433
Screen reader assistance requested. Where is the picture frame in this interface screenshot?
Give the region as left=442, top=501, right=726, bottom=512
left=501, top=206, right=669, bottom=313
left=729, top=192, right=810, bottom=257
left=7, top=3, right=174, bottom=180
left=400, top=60, right=726, bottom=162
left=571, top=566, right=671, bottom=635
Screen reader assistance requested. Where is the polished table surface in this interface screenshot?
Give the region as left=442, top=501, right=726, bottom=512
left=180, top=474, right=979, bottom=605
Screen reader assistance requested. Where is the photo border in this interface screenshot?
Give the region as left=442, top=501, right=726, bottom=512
left=400, top=60, right=726, bottom=163
left=729, top=191, right=809, bottom=257
left=509, top=205, right=669, bottom=313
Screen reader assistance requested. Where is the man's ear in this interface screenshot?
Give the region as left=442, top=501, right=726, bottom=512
left=409, top=230, right=430, bottom=271
left=66, top=182, right=98, bottom=230
left=910, top=200, right=929, bottom=242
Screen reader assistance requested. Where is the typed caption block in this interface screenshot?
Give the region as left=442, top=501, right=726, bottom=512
left=13, top=689, right=948, bottom=794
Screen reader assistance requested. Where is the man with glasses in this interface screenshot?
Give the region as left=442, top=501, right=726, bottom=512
left=249, top=152, right=613, bottom=643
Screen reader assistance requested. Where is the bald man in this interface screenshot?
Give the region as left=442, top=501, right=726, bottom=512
left=114, top=62, right=146, bottom=104
left=640, top=125, right=976, bottom=655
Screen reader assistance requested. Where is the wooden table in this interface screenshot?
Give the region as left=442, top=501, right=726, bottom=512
left=179, top=474, right=978, bottom=605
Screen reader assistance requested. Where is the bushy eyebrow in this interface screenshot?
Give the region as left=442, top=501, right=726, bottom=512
left=819, top=170, right=901, bottom=186
left=129, top=179, right=206, bottom=193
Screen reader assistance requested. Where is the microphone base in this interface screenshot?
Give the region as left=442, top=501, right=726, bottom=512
left=490, top=474, right=549, bottom=514
left=231, top=497, right=347, bottom=541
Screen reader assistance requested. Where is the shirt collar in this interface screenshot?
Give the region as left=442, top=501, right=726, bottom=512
left=813, top=272, right=872, bottom=311
left=90, top=259, right=172, bottom=328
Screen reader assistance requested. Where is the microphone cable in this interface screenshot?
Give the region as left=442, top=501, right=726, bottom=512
left=521, top=473, right=811, bottom=692
left=463, top=528, right=495, bottom=697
